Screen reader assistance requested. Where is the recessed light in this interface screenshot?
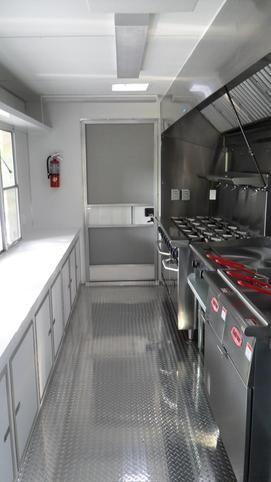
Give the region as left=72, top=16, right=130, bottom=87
left=112, top=83, right=149, bottom=92
left=0, top=109, right=10, bottom=118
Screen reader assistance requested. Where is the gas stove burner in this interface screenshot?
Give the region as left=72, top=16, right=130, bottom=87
left=211, top=236, right=223, bottom=242
left=171, top=215, right=254, bottom=244
left=188, top=234, right=201, bottom=240
left=223, top=234, right=234, bottom=239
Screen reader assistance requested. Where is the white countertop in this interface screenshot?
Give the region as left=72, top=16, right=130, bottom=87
left=0, top=229, right=79, bottom=366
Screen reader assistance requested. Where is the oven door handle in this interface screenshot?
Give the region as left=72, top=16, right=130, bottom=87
left=157, top=241, right=170, bottom=257
left=162, top=258, right=178, bottom=273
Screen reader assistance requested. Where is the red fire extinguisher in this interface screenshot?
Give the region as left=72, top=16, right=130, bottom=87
left=47, top=153, right=62, bottom=188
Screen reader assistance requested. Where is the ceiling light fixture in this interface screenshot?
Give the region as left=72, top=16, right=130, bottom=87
left=0, top=109, right=10, bottom=118
left=112, top=83, right=149, bottom=92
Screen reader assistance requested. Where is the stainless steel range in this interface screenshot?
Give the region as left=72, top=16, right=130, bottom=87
left=157, top=216, right=253, bottom=332
left=203, top=264, right=271, bottom=482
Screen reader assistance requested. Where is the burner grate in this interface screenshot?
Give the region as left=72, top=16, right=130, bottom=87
left=171, top=216, right=251, bottom=243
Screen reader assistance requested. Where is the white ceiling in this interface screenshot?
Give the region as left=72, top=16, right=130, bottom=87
left=0, top=0, right=226, bottom=100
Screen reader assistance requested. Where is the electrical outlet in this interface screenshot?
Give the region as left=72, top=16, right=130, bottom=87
left=171, top=189, right=180, bottom=201
left=209, top=189, right=217, bottom=200
left=181, top=189, right=190, bottom=201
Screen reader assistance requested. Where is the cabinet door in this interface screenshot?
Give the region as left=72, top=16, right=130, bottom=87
left=75, top=239, right=81, bottom=291
left=11, top=324, right=38, bottom=463
left=51, top=273, right=64, bottom=356
left=62, top=258, right=71, bottom=326
left=70, top=248, right=76, bottom=306
left=35, top=294, right=53, bottom=398
left=0, top=374, right=14, bottom=482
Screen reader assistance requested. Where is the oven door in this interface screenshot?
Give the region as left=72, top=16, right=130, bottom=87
left=161, top=257, right=178, bottom=315
left=157, top=240, right=170, bottom=284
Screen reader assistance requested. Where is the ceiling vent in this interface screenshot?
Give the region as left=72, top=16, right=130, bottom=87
left=115, top=14, right=149, bottom=78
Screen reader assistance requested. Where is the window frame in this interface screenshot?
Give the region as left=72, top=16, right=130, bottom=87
left=0, top=127, right=22, bottom=252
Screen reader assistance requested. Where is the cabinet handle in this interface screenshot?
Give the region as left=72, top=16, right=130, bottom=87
left=15, top=401, right=21, bottom=416
left=3, top=426, right=10, bottom=443
left=52, top=318, right=56, bottom=326
left=48, top=327, right=52, bottom=336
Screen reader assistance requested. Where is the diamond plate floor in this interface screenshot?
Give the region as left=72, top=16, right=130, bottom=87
left=17, top=286, right=236, bottom=482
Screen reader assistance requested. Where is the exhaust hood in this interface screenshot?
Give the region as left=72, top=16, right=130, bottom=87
left=201, top=63, right=271, bottom=132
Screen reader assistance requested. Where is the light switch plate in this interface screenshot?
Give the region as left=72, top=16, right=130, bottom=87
left=171, top=189, right=180, bottom=201
left=209, top=189, right=217, bottom=200
left=181, top=189, right=190, bottom=201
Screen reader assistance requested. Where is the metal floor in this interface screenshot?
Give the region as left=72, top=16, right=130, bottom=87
left=17, top=286, right=236, bottom=482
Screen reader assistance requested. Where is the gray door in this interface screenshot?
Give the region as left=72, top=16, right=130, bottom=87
left=85, top=122, right=156, bottom=282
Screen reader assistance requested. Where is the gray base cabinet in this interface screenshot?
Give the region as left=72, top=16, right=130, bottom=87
left=62, top=258, right=71, bottom=326
left=70, top=248, right=77, bottom=307
left=0, top=373, right=14, bottom=482
left=35, top=294, right=53, bottom=399
left=2, top=234, right=80, bottom=480
left=11, top=324, right=38, bottom=463
left=75, top=240, right=81, bottom=289
left=51, top=273, right=64, bottom=356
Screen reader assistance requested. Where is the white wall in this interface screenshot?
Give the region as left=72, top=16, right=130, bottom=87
left=28, top=100, right=160, bottom=279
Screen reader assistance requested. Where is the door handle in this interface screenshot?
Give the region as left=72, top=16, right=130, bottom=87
left=162, top=258, right=178, bottom=273
left=48, top=327, right=52, bottom=336
left=3, top=426, right=10, bottom=443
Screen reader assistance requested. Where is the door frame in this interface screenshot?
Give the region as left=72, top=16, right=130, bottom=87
left=81, top=118, right=160, bottom=283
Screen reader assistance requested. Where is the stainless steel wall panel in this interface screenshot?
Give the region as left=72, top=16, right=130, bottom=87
left=215, top=186, right=267, bottom=236
left=161, top=110, right=220, bottom=219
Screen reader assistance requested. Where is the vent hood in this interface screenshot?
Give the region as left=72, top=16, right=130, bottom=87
left=201, top=63, right=271, bottom=132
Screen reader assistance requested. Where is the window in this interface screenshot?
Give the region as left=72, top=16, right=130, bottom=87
left=0, top=129, right=21, bottom=251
